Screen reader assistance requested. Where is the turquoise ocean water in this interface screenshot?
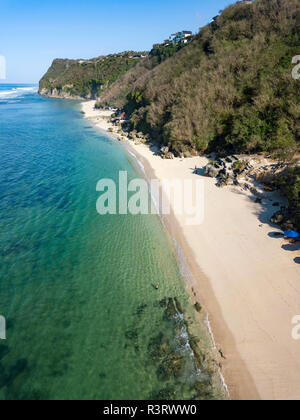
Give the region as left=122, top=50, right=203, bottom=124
left=0, top=84, right=220, bottom=400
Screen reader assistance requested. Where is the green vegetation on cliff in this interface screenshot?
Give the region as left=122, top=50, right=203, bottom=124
left=97, top=0, right=300, bottom=158
left=96, top=0, right=300, bottom=232
left=39, top=0, right=300, bottom=230
left=95, top=40, right=190, bottom=109
left=39, top=51, right=147, bottom=99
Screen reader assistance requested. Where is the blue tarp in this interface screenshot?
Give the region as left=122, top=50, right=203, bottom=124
left=284, top=230, right=299, bottom=238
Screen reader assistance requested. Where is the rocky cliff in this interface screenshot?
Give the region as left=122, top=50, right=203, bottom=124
left=39, top=52, right=147, bottom=99
left=97, top=0, right=300, bottom=158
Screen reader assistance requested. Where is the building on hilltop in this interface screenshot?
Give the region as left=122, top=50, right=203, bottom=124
left=169, top=31, right=193, bottom=44
left=152, top=31, right=193, bottom=50
left=237, top=0, right=253, bottom=4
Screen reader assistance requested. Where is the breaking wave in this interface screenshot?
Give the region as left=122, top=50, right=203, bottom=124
left=0, top=85, right=38, bottom=100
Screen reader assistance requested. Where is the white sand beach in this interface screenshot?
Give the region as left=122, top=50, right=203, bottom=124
left=81, top=100, right=300, bottom=400
left=81, top=100, right=115, bottom=132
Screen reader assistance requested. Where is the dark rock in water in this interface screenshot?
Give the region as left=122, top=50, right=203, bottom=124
left=125, top=329, right=138, bottom=341
left=149, top=332, right=185, bottom=380
left=0, top=363, right=8, bottom=389
left=169, top=355, right=185, bottom=377
left=174, top=297, right=185, bottom=314
left=189, top=339, right=206, bottom=371
left=219, top=349, right=226, bottom=359
left=193, top=380, right=215, bottom=400
left=165, top=298, right=177, bottom=320
left=9, top=358, right=28, bottom=381
left=158, top=298, right=167, bottom=308
left=156, top=354, right=185, bottom=381
left=189, top=335, right=200, bottom=349
left=0, top=344, right=9, bottom=359
left=194, top=302, right=202, bottom=313
left=156, top=364, right=170, bottom=381
left=149, top=386, right=177, bottom=400
left=255, top=198, right=262, bottom=204
left=148, top=333, right=173, bottom=362
left=272, top=202, right=280, bottom=207
left=174, top=321, right=185, bottom=340
left=135, top=304, right=147, bottom=318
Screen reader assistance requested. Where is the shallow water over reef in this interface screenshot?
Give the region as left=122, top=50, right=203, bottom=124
left=0, top=86, right=221, bottom=400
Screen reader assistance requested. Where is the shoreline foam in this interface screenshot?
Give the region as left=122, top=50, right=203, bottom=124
left=81, top=100, right=300, bottom=400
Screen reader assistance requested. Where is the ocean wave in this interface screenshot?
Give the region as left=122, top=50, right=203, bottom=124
left=127, top=149, right=145, bottom=173
left=128, top=151, right=136, bottom=158
left=0, top=86, right=38, bottom=99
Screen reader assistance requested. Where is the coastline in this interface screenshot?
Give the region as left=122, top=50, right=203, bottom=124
left=81, top=100, right=300, bottom=400
left=124, top=143, right=258, bottom=400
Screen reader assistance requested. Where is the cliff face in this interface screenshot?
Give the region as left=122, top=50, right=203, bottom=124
left=97, top=0, right=300, bottom=158
left=39, top=53, right=147, bottom=99
left=40, top=0, right=300, bottom=158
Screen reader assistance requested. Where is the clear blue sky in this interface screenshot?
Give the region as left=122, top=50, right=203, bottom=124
left=0, top=0, right=233, bottom=83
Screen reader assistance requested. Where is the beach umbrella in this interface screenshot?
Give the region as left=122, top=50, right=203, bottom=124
left=284, top=230, right=299, bottom=238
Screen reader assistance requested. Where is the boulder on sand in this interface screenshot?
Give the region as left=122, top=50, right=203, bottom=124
left=205, top=164, right=220, bottom=178
left=160, top=146, right=169, bottom=154
left=183, top=150, right=192, bottom=158
left=281, top=220, right=295, bottom=231
left=233, top=160, right=249, bottom=175
left=270, top=211, right=284, bottom=225
left=160, top=146, right=174, bottom=160
left=217, top=171, right=230, bottom=187
left=164, top=152, right=174, bottom=160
